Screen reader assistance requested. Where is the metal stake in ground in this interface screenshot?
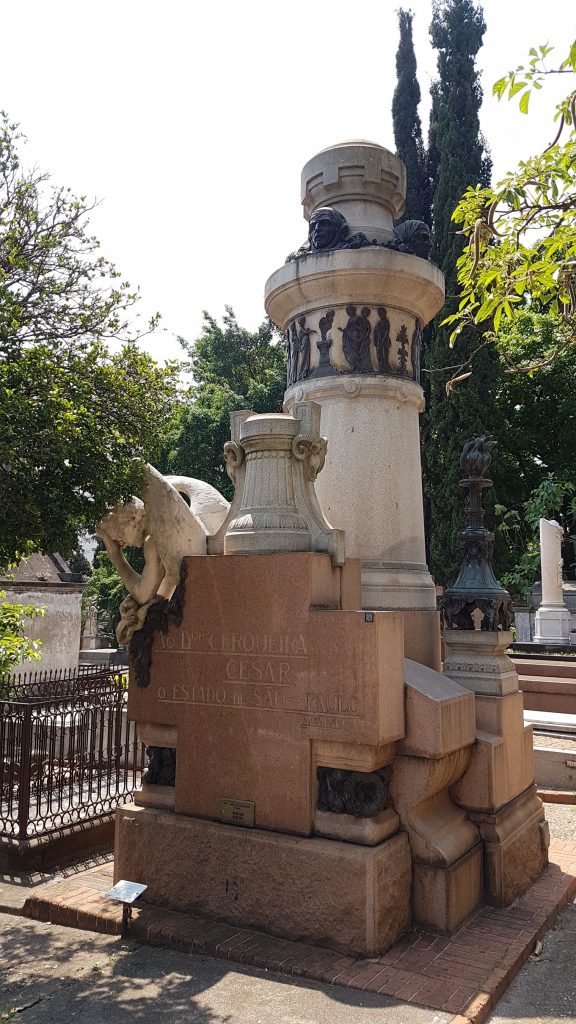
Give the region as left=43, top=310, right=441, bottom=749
left=105, top=879, right=147, bottom=938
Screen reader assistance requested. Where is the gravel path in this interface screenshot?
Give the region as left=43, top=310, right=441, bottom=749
left=534, top=734, right=576, bottom=750
left=543, top=801, right=576, bottom=840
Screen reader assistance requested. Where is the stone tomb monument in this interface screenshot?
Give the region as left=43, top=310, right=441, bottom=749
left=534, top=518, right=571, bottom=645
left=115, top=404, right=413, bottom=954
left=113, top=141, right=547, bottom=957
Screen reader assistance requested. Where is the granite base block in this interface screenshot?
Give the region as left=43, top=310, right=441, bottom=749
left=133, top=784, right=175, bottom=811
left=114, top=804, right=412, bottom=956
left=470, top=784, right=549, bottom=906
left=313, top=807, right=399, bottom=845
left=412, top=843, right=482, bottom=933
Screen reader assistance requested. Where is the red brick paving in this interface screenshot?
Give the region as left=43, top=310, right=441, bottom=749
left=22, top=837, right=576, bottom=1024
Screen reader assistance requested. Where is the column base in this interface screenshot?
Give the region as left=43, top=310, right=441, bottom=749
left=469, top=785, right=549, bottom=906
left=361, top=560, right=437, bottom=611
left=534, top=605, right=571, bottom=645
left=114, top=804, right=412, bottom=957
left=412, top=844, right=482, bottom=933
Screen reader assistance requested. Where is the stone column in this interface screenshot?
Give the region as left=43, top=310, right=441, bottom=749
left=534, top=518, right=571, bottom=644
left=265, top=142, right=445, bottom=668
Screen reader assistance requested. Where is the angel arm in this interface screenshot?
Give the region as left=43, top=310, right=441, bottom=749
left=100, top=531, right=164, bottom=605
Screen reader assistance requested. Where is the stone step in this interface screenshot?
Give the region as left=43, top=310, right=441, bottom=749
left=512, top=659, right=576, bottom=680
left=520, top=678, right=576, bottom=699
left=524, top=710, right=576, bottom=733
left=519, top=675, right=576, bottom=689
left=520, top=681, right=576, bottom=716
left=533, top=746, right=576, bottom=791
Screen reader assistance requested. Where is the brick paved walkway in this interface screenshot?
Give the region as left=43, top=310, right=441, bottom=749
left=22, top=838, right=576, bottom=1024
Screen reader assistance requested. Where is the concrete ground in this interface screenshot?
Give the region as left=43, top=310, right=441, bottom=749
left=0, top=913, right=451, bottom=1024
left=486, top=896, right=576, bottom=1024
left=0, top=802, right=574, bottom=1024
left=2, top=901, right=575, bottom=1024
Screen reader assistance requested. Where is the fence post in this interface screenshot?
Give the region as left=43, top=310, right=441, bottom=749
left=17, top=702, right=33, bottom=841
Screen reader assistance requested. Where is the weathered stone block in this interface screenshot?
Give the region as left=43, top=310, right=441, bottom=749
left=115, top=805, right=412, bottom=956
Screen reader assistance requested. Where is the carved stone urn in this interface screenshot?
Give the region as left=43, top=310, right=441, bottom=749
left=264, top=141, right=445, bottom=651
left=216, top=402, right=344, bottom=566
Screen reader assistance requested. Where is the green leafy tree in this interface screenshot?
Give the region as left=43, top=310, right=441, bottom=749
left=164, top=308, right=286, bottom=497
left=0, top=113, right=180, bottom=565
left=496, top=476, right=576, bottom=599
left=1, top=341, right=180, bottom=566
left=83, top=546, right=143, bottom=645
left=392, top=9, right=430, bottom=224
left=0, top=592, right=44, bottom=673
left=421, top=0, right=499, bottom=586
left=87, top=309, right=286, bottom=638
left=446, top=42, right=576, bottom=368
left=488, top=311, right=576, bottom=590
left=496, top=313, right=576, bottom=489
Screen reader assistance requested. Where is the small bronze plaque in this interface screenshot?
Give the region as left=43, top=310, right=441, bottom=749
left=221, top=798, right=255, bottom=827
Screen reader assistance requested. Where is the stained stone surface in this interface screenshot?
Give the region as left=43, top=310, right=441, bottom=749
left=127, top=552, right=405, bottom=835
left=115, top=807, right=412, bottom=957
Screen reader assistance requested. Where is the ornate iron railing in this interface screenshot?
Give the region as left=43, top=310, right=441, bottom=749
left=0, top=665, right=145, bottom=840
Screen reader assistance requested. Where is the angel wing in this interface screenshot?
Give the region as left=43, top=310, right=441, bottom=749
left=143, top=465, right=207, bottom=595
left=165, top=475, right=229, bottom=534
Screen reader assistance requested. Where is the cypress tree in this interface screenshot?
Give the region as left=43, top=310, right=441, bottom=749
left=421, top=0, right=504, bottom=587
left=392, top=9, right=430, bottom=224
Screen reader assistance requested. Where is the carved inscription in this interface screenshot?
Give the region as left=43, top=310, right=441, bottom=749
left=158, top=630, right=308, bottom=655
left=306, top=692, right=360, bottom=714
left=157, top=683, right=291, bottom=709
left=302, top=714, right=345, bottom=730
left=157, top=683, right=359, bottom=716
left=154, top=626, right=362, bottom=731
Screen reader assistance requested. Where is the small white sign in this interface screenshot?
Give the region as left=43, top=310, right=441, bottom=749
left=105, top=880, right=147, bottom=904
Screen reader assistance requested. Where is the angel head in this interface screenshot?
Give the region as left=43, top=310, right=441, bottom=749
left=97, top=498, right=147, bottom=548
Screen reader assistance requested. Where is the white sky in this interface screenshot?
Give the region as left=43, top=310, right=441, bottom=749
left=1, top=0, right=572, bottom=362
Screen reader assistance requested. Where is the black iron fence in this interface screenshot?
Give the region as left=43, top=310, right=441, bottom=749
left=0, top=665, right=145, bottom=841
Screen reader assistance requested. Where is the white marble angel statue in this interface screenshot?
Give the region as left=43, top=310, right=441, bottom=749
left=96, top=464, right=229, bottom=643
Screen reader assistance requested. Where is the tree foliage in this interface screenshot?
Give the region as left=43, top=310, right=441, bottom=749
left=1, top=340, right=180, bottom=566
left=421, top=0, right=497, bottom=586
left=488, top=311, right=576, bottom=592
left=392, top=9, right=430, bottom=224
left=163, top=308, right=285, bottom=498
left=496, top=476, right=576, bottom=599
left=446, top=42, right=576, bottom=370
left=85, top=309, right=285, bottom=641
left=0, top=591, right=44, bottom=673
left=83, top=545, right=143, bottom=646
left=495, top=313, right=576, bottom=485
left=0, top=113, right=151, bottom=353
left=67, top=549, right=92, bottom=577
left=0, top=113, right=180, bottom=565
